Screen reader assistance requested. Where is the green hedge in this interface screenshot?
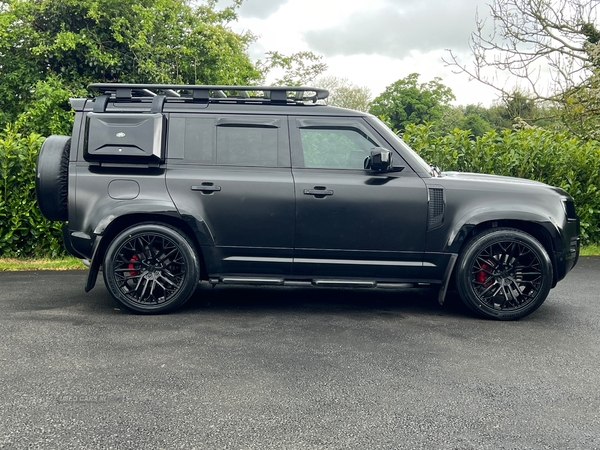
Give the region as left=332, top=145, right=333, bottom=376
left=404, top=124, right=600, bottom=244
left=0, top=127, right=64, bottom=257
left=1, top=124, right=599, bottom=257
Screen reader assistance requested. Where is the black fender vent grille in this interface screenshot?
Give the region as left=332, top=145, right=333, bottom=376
left=428, top=187, right=445, bottom=230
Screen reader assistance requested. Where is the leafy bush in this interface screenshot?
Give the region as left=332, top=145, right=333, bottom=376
left=404, top=124, right=600, bottom=244
left=14, top=76, right=79, bottom=137
left=0, top=127, right=64, bottom=257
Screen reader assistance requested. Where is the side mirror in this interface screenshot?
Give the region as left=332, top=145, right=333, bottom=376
left=365, top=147, right=393, bottom=172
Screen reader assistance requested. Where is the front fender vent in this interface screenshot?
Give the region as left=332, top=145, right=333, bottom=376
left=428, top=187, right=445, bottom=230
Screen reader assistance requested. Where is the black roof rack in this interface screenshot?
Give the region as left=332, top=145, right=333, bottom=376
left=88, top=83, right=329, bottom=107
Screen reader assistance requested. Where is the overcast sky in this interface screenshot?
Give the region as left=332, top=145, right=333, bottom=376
left=226, top=0, right=501, bottom=106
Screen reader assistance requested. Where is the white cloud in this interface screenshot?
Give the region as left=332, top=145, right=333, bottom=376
left=304, top=0, right=481, bottom=58
left=229, top=0, right=504, bottom=105
left=237, top=0, right=288, bottom=18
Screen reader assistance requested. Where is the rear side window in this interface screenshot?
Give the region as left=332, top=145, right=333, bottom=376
left=216, top=125, right=278, bottom=167
left=183, top=117, right=215, bottom=163
left=168, top=115, right=285, bottom=167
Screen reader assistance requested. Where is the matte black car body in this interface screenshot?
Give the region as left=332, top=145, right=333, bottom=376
left=36, top=84, right=580, bottom=318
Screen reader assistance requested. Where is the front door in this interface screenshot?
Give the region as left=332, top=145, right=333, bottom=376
left=290, top=117, right=428, bottom=280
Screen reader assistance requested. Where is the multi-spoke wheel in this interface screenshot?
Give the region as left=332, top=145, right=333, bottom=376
left=456, top=228, right=553, bottom=320
left=103, top=223, right=200, bottom=314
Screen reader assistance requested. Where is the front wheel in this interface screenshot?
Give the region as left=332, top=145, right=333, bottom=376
left=455, top=228, right=553, bottom=320
left=103, top=223, right=200, bottom=314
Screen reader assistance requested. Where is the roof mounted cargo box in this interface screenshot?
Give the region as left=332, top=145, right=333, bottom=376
left=84, top=112, right=165, bottom=164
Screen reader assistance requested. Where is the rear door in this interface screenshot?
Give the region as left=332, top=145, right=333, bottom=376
left=166, top=113, right=295, bottom=276
left=290, top=116, right=428, bottom=280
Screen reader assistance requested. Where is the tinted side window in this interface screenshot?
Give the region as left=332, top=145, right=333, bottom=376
left=216, top=126, right=278, bottom=167
left=167, top=116, right=215, bottom=163
left=299, top=128, right=378, bottom=169
left=184, top=118, right=215, bottom=163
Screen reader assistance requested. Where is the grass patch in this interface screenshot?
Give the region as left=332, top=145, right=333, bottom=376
left=0, top=256, right=86, bottom=271
left=580, top=244, right=600, bottom=256
left=0, top=244, right=599, bottom=271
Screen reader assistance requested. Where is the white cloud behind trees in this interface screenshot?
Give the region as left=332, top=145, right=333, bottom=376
left=225, top=0, right=501, bottom=105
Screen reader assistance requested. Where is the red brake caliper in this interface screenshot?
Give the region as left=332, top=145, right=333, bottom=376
left=477, top=263, right=490, bottom=285
left=128, top=254, right=140, bottom=276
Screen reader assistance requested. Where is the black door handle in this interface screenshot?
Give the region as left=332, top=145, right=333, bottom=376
left=303, top=187, right=333, bottom=198
left=191, top=183, right=221, bottom=193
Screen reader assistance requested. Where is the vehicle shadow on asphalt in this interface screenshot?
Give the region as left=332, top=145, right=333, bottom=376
left=177, top=283, right=475, bottom=319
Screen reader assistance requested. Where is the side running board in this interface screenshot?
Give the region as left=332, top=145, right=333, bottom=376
left=208, top=277, right=416, bottom=289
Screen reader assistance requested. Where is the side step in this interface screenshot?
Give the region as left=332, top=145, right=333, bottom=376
left=216, top=277, right=284, bottom=285
left=208, top=277, right=415, bottom=289
left=313, top=280, right=376, bottom=288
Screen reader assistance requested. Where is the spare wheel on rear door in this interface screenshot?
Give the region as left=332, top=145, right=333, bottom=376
left=36, top=135, right=71, bottom=222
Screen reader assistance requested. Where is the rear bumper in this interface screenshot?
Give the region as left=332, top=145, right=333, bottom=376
left=62, top=224, right=95, bottom=260
left=62, top=224, right=86, bottom=259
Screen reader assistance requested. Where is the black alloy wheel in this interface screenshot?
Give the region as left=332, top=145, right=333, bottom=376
left=456, top=228, right=552, bottom=320
left=103, top=223, right=200, bottom=314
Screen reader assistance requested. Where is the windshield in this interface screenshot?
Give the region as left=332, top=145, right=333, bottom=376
left=371, top=117, right=434, bottom=176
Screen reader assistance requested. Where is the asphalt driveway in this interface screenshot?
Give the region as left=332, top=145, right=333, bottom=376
left=0, top=257, right=599, bottom=449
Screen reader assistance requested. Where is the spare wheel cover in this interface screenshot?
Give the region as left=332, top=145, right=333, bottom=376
left=36, top=135, right=71, bottom=222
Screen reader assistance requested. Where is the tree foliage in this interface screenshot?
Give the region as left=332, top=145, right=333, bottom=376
left=435, top=105, right=498, bottom=137
left=0, top=0, right=260, bottom=135
left=369, top=73, right=455, bottom=132
left=561, top=70, right=600, bottom=139
left=257, top=51, right=327, bottom=86
left=460, top=113, right=494, bottom=137
left=0, top=127, right=63, bottom=257
left=315, top=76, right=372, bottom=112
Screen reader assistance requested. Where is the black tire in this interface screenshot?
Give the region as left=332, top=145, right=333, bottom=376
left=102, top=223, right=200, bottom=314
left=455, top=228, right=553, bottom=320
left=36, top=135, right=71, bottom=222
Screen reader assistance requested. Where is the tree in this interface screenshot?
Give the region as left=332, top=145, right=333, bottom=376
left=463, top=104, right=509, bottom=131
left=502, top=92, right=536, bottom=122
left=315, top=76, right=372, bottom=112
left=560, top=70, right=600, bottom=139
left=0, top=0, right=260, bottom=135
left=445, top=0, right=600, bottom=138
left=461, top=113, right=493, bottom=137
left=368, top=73, right=455, bottom=132
left=432, top=105, right=494, bottom=138
left=257, top=51, right=327, bottom=86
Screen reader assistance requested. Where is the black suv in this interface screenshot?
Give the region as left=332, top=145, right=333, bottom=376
left=36, top=84, right=580, bottom=319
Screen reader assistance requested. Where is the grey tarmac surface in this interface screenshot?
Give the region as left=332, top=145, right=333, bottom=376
left=0, top=257, right=599, bottom=449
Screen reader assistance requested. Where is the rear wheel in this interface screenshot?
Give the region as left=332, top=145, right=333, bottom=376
left=456, top=228, right=553, bottom=320
left=103, top=223, right=200, bottom=314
